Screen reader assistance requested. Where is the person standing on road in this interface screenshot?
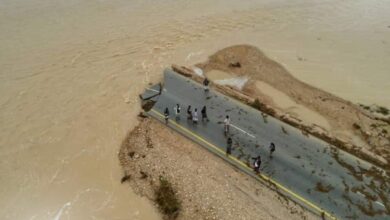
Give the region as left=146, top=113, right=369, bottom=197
left=187, top=105, right=192, bottom=121
left=224, top=115, right=230, bottom=135
left=192, top=108, right=199, bottom=124
left=226, top=137, right=233, bottom=156
left=269, top=142, right=276, bottom=157
left=164, top=107, right=169, bottom=124
left=203, top=78, right=210, bottom=92
left=174, top=104, right=181, bottom=121
left=201, top=106, right=209, bottom=122
left=252, top=155, right=262, bottom=174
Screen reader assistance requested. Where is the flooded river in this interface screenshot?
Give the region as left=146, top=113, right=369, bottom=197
left=0, top=0, right=389, bottom=219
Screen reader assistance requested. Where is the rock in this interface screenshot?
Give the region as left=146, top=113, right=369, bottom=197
left=138, top=112, right=148, bottom=118
left=229, top=62, right=241, bottom=68
left=140, top=171, right=148, bottom=179
left=128, top=151, right=135, bottom=158
left=121, top=174, right=131, bottom=183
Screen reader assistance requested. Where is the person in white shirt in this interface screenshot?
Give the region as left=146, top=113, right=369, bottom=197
left=224, top=115, right=230, bottom=135
left=174, top=104, right=181, bottom=121
left=252, top=155, right=261, bottom=174
left=192, top=108, right=198, bottom=124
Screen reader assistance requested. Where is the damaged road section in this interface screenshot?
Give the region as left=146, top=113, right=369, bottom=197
left=141, top=69, right=390, bottom=220
left=140, top=83, right=162, bottom=112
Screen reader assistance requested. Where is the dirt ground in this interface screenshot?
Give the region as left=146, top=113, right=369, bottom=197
left=119, top=118, right=319, bottom=220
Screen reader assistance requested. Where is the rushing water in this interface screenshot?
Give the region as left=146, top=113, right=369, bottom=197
left=1, top=0, right=389, bottom=219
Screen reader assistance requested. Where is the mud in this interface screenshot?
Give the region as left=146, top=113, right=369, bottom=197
left=330, top=147, right=390, bottom=216
left=315, top=182, right=334, bottom=193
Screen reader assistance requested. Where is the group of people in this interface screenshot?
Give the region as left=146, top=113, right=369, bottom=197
left=186, top=105, right=210, bottom=124
left=162, top=77, right=276, bottom=175
left=163, top=104, right=209, bottom=124
left=252, top=142, right=275, bottom=174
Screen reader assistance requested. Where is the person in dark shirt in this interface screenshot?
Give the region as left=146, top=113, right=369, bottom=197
left=203, top=78, right=210, bottom=92
left=187, top=105, right=192, bottom=121
left=201, top=106, right=209, bottom=122
left=226, top=137, right=233, bottom=156
left=269, top=142, right=276, bottom=157
left=164, top=107, right=169, bottom=124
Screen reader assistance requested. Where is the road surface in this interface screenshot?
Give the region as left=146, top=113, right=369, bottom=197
left=142, top=69, right=390, bottom=220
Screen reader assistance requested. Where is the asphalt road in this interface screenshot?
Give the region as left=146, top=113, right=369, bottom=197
left=144, top=69, right=390, bottom=220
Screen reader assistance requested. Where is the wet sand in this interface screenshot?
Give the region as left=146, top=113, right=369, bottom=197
left=253, top=81, right=331, bottom=130
left=1, top=0, right=390, bottom=219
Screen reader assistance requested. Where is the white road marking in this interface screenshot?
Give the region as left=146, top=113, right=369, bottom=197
left=375, top=201, right=385, bottom=207
left=356, top=192, right=385, bottom=208
left=230, top=124, right=255, bottom=138
left=146, top=88, right=160, bottom=93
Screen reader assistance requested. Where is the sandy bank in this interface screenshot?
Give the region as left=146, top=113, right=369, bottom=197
left=119, top=118, right=318, bottom=220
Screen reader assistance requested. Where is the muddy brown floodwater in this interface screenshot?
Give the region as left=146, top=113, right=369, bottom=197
left=0, top=0, right=389, bottom=219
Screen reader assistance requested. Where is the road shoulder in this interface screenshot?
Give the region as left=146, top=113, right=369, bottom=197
left=119, top=118, right=319, bottom=220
